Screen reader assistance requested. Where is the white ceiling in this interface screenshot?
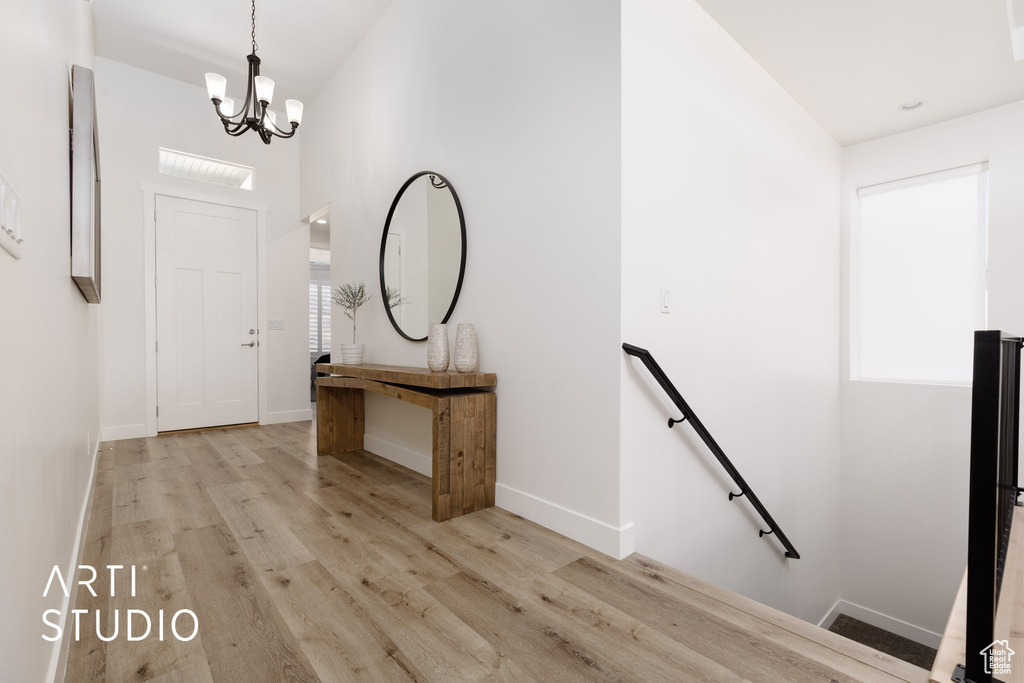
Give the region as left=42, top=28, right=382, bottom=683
left=92, top=1, right=1024, bottom=147
left=693, top=0, right=1024, bottom=145
left=91, top=0, right=394, bottom=104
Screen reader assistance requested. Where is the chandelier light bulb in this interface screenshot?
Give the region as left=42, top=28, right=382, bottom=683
left=265, top=110, right=278, bottom=130
left=219, top=97, right=236, bottom=117
left=205, top=73, right=227, bottom=101
left=254, top=76, right=275, bottom=105
left=285, top=99, right=304, bottom=125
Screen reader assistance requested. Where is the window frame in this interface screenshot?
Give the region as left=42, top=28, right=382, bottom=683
left=850, top=162, right=989, bottom=386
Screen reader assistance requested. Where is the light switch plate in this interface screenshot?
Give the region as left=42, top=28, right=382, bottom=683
left=660, top=288, right=670, bottom=314
left=269, top=319, right=284, bottom=330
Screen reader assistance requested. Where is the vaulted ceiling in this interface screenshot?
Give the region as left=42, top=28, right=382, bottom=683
left=92, top=0, right=1024, bottom=146
left=91, top=0, right=393, bottom=104
left=694, top=0, right=1024, bottom=145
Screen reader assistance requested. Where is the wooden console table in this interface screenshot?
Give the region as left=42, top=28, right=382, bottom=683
left=316, top=363, right=496, bottom=522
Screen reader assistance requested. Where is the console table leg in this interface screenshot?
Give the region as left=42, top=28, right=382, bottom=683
left=316, top=385, right=364, bottom=455
left=432, top=398, right=451, bottom=521
left=432, top=392, right=496, bottom=521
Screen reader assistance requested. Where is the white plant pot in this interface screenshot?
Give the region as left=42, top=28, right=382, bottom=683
left=339, top=343, right=365, bottom=365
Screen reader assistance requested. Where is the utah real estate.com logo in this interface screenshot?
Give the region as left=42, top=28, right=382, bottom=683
left=41, top=565, right=198, bottom=643
left=981, top=640, right=1015, bottom=677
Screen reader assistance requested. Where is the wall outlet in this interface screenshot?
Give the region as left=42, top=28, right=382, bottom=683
left=660, top=288, right=671, bottom=314
left=269, top=319, right=284, bottom=330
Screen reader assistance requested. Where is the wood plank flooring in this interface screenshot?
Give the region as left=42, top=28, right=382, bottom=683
left=66, top=422, right=928, bottom=682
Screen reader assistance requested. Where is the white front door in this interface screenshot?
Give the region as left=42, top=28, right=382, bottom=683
left=156, top=196, right=258, bottom=431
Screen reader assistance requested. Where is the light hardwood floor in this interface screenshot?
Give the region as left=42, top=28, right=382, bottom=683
left=65, top=422, right=928, bottom=682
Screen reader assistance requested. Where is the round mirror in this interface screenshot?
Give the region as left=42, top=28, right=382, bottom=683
left=379, top=171, right=466, bottom=341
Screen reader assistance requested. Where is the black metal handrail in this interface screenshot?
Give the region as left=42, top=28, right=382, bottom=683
left=622, top=343, right=800, bottom=559
left=958, top=330, right=1022, bottom=683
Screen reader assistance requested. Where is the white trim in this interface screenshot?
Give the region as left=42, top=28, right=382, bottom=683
left=257, top=209, right=268, bottom=426
left=856, top=162, right=987, bottom=198
left=363, top=435, right=432, bottom=477
left=48, top=438, right=101, bottom=683
left=848, top=185, right=862, bottom=382
left=100, top=423, right=147, bottom=441
left=357, top=444, right=640, bottom=559
left=266, top=409, right=313, bottom=425
left=141, top=182, right=269, bottom=436
left=144, top=188, right=157, bottom=436
left=817, top=598, right=843, bottom=628
left=817, top=599, right=942, bottom=650
left=849, top=163, right=989, bottom=384
left=496, top=483, right=636, bottom=559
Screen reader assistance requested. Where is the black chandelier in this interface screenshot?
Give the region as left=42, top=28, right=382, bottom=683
left=204, top=0, right=303, bottom=144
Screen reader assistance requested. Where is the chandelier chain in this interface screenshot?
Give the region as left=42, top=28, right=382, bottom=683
left=251, top=0, right=258, bottom=54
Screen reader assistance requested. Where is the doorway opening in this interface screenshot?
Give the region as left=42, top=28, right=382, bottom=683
left=307, top=205, right=331, bottom=405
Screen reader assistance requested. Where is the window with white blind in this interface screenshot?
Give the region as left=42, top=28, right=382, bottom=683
left=310, top=265, right=331, bottom=356
left=852, top=163, right=989, bottom=384
left=158, top=148, right=255, bottom=190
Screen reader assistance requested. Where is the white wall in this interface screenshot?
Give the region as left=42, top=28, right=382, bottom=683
left=841, top=100, right=1024, bottom=638
left=620, top=0, right=843, bottom=623
left=0, top=1, right=98, bottom=681
left=301, top=0, right=626, bottom=554
left=94, top=57, right=309, bottom=438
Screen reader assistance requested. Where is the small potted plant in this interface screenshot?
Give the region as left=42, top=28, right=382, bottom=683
left=333, top=281, right=371, bottom=364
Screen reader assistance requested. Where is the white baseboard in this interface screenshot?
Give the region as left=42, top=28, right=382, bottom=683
left=363, top=435, right=432, bottom=477
left=48, top=437, right=101, bottom=683
left=817, top=599, right=843, bottom=628
left=496, top=483, right=636, bottom=559
left=105, top=411, right=311, bottom=437
left=266, top=409, right=313, bottom=425
left=100, top=423, right=146, bottom=441
left=818, top=599, right=942, bottom=650
left=357, top=438, right=636, bottom=559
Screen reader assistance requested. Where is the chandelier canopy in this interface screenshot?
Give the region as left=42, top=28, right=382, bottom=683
left=204, top=0, right=303, bottom=144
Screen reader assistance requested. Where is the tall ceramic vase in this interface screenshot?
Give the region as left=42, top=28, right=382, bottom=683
left=427, top=323, right=450, bottom=372
left=454, top=323, right=478, bottom=373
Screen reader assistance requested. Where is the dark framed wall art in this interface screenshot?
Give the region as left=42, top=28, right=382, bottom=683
left=71, top=64, right=101, bottom=303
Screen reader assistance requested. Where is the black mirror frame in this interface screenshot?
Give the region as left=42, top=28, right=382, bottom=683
left=379, top=170, right=467, bottom=342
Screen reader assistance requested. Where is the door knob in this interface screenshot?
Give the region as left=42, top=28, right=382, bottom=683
left=241, top=341, right=255, bottom=347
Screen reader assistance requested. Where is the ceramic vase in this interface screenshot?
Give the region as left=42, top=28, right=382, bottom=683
left=454, top=323, right=478, bottom=373
left=339, top=343, right=365, bottom=365
left=427, top=323, right=449, bottom=372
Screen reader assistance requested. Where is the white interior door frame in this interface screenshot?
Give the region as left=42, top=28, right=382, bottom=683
left=141, top=182, right=269, bottom=437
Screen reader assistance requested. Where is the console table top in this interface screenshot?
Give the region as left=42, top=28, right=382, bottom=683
left=317, top=362, right=496, bottom=390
